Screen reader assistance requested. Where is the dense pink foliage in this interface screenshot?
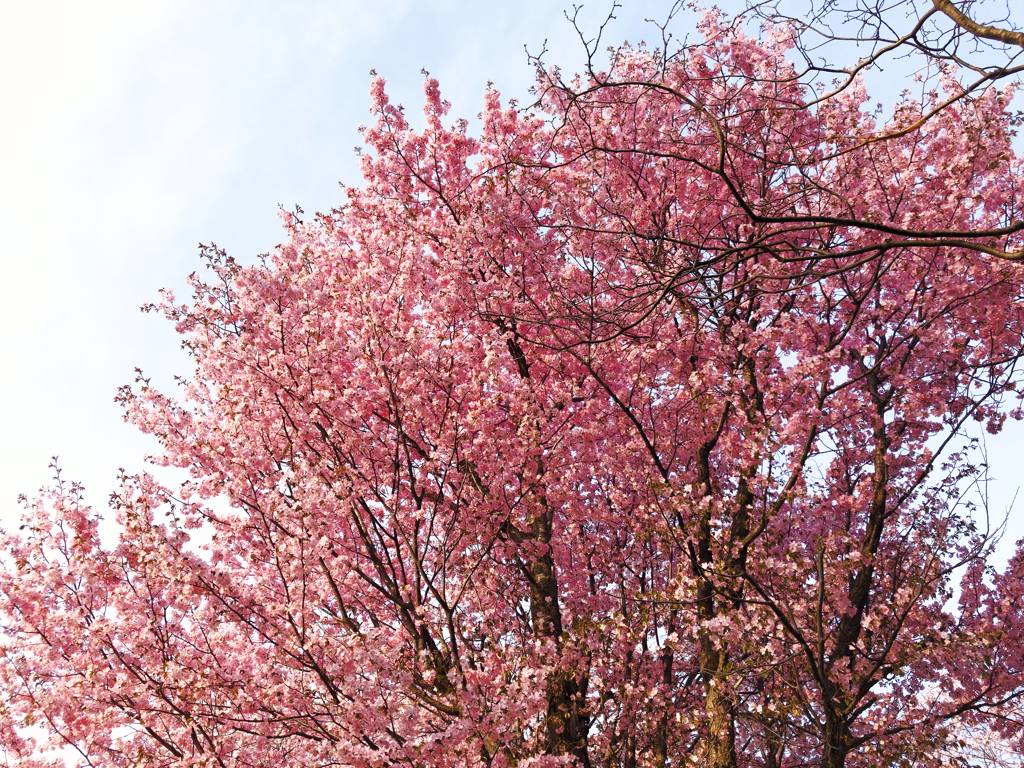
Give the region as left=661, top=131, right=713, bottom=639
left=2, top=17, right=1024, bottom=768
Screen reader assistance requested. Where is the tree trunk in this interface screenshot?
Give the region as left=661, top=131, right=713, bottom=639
left=525, top=500, right=591, bottom=768
left=698, top=621, right=738, bottom=768
left=820, top=713, right=851, bottom=768
left=507, top=331, right=591, bottom=768
left=693, top=425, right=739, bottom=768
left=696, top=518, right=737, bottom=768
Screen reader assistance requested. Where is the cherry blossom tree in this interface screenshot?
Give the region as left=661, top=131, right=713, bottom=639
left=2, top=7, right=1024, bottom=768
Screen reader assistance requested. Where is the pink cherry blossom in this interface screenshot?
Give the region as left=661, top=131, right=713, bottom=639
left=3, top=12, right=1024, bottom=768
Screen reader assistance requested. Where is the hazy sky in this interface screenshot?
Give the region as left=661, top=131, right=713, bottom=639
left=1, top=0, right=1021, bottom=560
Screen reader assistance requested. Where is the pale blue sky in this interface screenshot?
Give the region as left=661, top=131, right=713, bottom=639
left=1, top=0, right=1020, bottom=561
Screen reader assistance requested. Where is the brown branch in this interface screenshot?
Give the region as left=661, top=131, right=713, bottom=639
left=932, top=0, right=1024, bottom=48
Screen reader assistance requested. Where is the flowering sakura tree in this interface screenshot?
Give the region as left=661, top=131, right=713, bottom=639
left=3, top=9, right=1024, bottom=768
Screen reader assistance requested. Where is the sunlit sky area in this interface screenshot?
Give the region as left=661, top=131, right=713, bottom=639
left=1, top=0, right=1021, bottom=562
